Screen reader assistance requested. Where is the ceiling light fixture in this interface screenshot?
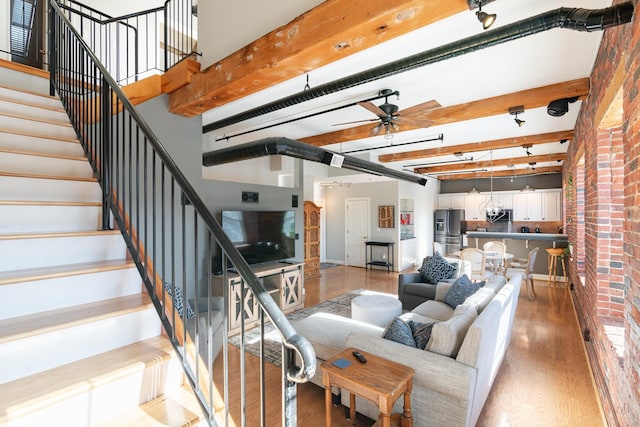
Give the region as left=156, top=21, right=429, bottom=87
left=522, top=163, right=536, bottom=192
left=509, top=105, right=525, bottom=127
left=481, top=150, right=505, bottom=222
left=474, top=1, right=497, bottom=30
left=522, top=144, right=532, bottom=156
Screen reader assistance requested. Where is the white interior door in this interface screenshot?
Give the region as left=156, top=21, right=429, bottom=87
left=345, top=198, right=370, bottom=267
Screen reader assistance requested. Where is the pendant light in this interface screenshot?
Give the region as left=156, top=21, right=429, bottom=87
left=482, top=150, right=505, bottom=223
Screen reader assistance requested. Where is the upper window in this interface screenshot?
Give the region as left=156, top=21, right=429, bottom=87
left=11, top=0, right=37, bottom=55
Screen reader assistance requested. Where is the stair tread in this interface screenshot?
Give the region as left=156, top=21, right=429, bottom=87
left=0, top=83, right=59, bottom=102
left=0, top=200, right=101, bottom=206
left=0, top=259, right=136, bottom=286
left=0, top=229, right=120, bottom=240
left=0, top=293, right=153, bottom=344
left=0, top=147, right=87, bottom=161
left=0, top=127, right=79, bottom=143
left=0, top=335, right=176, bottom=419
left=0, top=171, right=97, bottom=182
left=0, top=95, right=66, bottom=113
left=0, top=111, right=72, bottom=128
left=97, top=385, right=203, bottom=427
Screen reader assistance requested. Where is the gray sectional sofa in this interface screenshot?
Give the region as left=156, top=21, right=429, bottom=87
left=292, top=272, right=523, bottom=426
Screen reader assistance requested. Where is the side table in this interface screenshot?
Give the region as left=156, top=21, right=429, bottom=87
left=321, top=348, right=414, bottom=427
left=365, top=241, right=395, bottom=273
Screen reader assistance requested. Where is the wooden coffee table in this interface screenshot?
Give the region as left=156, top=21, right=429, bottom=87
left=321, top=348, right=414, bottom=427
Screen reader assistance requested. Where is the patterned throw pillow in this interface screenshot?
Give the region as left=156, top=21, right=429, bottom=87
left=443, top=274, right=484, bottom=308
left=382, top=317, right=417, bottom=347
left=418, top=252, right=456, bottom=284
left=164, top=282, right=195, bottom=318
left=408, top=320, right=436, bottom=350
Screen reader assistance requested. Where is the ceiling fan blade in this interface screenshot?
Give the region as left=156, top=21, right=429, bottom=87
left=358, top=101, right=387, bottom=117
left=332, top=118, right=378, bottom=126
left=398, top=99, right=441, bottom=118
left=390, top=121, right=400, bottom=132
left=394, top=116, right=435, bottom=128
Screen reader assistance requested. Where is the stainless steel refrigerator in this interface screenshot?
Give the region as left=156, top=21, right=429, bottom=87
left=434, top=209, right=465, bottom=255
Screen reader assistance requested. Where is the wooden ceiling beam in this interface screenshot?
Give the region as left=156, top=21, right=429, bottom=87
left=378, top=130, right=574, bottom=163
left=414, top=152, right=566, bottom=174
left=168, top=0, right=469, bottom=117
left=436, top=166, right=563, bottom=180
left=300, top=78, right=589, bottom=147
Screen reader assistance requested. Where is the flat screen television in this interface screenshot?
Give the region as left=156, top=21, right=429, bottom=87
left=220, top=210, right=296, bottom=265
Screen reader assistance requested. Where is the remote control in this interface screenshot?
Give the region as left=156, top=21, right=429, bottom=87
left=352, top=351, right=367, bottom=364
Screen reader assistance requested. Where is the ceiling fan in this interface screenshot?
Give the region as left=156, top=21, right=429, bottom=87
left=334, top=89, right=441, bottom=137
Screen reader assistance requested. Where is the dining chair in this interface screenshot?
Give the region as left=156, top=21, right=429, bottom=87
left=460, top=248, right=492, bottom=282
left=483, top=240, right=507, bottom=274
left=433, top=241, right=444, bottom=256
left=505, top=247, right=539, bottom=300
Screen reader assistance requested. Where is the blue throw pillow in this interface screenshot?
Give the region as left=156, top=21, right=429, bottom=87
left=443, top=274, right=483, bottom=308
left=408, top=320, right=436, bottom=350
left=382, top=317, right=417, bottom=347
left=164, top=282, right=195, bottom=318
left=419, top=252, right=456, bottom=284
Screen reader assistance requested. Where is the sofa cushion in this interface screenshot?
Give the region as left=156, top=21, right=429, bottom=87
left=418, top=253, right=457, bottom=284
left=412, top=300, right=455, bottom=322
left=444, top=274, right=484, bottom=308
left=463, top=287, right=496, bottom=313
left=482, top=275, right=507, bottom=293
left=426, top=304, right=477, bottom=358
left=292, top=312, right=383, bottom=360
left=435, top=281, right=453, bottom=302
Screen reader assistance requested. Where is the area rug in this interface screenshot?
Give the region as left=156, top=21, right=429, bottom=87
left=228, top=289, right=392, bottom=367
left=320, top=262, right=340, bottom=270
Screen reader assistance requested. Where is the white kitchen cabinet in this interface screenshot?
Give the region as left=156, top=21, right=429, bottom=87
left=438, top=194, right=465, bottom=210
left=464, top=194, right=488, bottom=220
left=541, top=190, right=562, bottom=221
left=512, top=192, right=542, bottom=221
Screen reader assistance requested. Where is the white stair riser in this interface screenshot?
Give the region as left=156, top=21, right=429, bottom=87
left=0, top=99, right=68, bottom=123
left=0, top=176, right=101, bottom=202
left=0, top=234, right=128, bottom=272
left=0, top=205, right=102, bottom=233
left=0, top=307, right=161, bottom=384
left=0, top=132, right=84, bottom=157
left=0, top=85, right=62, bottom=110
left=0, top=356, right=183, bottom=427
left=0, top=114, right=76, bottom=139
left=0, top=268, right=142, bottom=320
left=0, top=152, right=94, bottom=178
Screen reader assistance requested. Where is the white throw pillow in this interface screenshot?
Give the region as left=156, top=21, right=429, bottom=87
left=425, top=304, right=477, bottom=358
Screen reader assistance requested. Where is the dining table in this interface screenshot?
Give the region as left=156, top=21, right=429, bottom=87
left=448, top=250, right=514, bottom=274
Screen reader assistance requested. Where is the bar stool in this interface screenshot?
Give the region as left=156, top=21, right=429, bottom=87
left=546, top=247, right=566, bottom=287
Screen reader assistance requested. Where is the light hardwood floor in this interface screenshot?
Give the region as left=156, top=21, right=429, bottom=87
left=215, top=266, right=604, bottom=426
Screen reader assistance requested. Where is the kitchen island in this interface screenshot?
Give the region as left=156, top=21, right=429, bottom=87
left=463, top=232, right=568, bottom=278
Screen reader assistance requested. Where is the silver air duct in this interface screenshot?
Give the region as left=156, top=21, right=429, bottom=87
left=202, top=137, right=428, bottom=186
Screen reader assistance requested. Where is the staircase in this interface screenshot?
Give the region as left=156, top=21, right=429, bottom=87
left=0, top=68, right=206, bottom=426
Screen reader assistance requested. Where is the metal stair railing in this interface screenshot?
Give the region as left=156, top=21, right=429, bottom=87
left=55, top=0, right=198, bottom=84
left=48, top=2, right=316, bottom=426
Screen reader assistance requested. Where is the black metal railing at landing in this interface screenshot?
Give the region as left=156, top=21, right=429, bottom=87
left=3, top=0, right=197, bottom=83
left=48, top=2, right=316, bottom=426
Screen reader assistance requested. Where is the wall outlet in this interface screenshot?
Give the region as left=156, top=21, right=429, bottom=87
left=241, top=191, right=259, bottom=203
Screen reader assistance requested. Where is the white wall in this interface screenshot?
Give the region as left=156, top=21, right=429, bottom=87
left=73, top=0, right=164, bottom=16
left=398, top=178, right=440, bottom=263
left=198, top=0, right=323, bottom=69
left=0, top=0, right=9, bottom=60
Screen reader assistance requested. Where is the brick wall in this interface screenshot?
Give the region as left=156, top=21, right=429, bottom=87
left=563, top=1, right=640, bottom=424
